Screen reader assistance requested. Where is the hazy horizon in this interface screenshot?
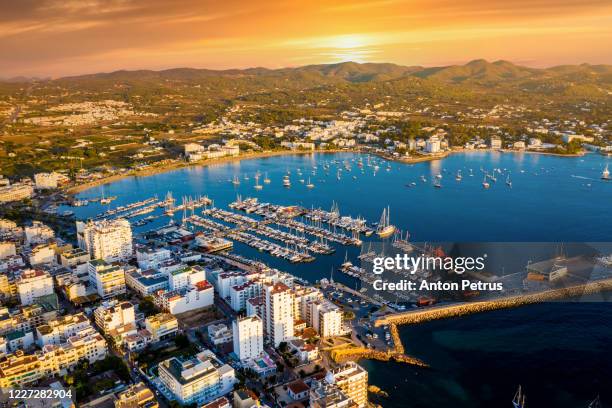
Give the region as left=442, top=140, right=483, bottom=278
left=1, top=0, right=611, bottom=78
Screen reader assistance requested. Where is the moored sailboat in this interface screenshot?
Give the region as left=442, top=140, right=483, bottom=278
left=376, top=207, right=396, bottom=238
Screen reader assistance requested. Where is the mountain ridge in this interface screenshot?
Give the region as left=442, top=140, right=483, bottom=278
left=9, top=60, right=611, bottom=85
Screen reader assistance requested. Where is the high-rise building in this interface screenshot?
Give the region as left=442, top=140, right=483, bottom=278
left=232, top=316, right=263, bottom=362
left=16, top=269, right=54, bottom=306
left=310, top=299, right=343, bottom=338
left=325, top=362, right=368, bottom=408
left=264, top=282, right=294, bottom=347
left=78, top=219, right=132, bottom=262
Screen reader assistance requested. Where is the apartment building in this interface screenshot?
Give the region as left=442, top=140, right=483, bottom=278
left=310, top=299, right=343, bottom=338
left=232, top=316, right=263, bottom=362
left=325, top=362, right=368, bottom=408
left=264, top=282, right=294, bottom=347
left=36, top=312, right=91, bottom=346
left=158, top=350, right=236, bottom=405
left=0, top=183, right=34, bottom=203
left=16, top=269, right=54, bottom=306
left=78, top=219, right=133, bottom=262
left=145, top=313, right=178, bottom=342
left=88, top=259, right=127, bottom=299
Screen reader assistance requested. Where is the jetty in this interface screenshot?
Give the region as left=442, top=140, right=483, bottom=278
left=374, top=277, right=612, bottom=327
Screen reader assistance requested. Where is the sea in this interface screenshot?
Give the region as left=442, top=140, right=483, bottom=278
left=65, top=151, right=612, bottom=407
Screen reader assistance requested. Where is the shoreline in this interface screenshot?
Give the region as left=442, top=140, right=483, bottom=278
left=65, top=146, right=590, bottom=195
left=65, top=149, right=350, bottom=194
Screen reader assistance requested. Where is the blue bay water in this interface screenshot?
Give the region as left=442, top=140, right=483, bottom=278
left=68, top=151, right=612, bottom=407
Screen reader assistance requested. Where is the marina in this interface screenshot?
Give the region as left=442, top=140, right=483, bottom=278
left=61, top=151, right=612, bottom=408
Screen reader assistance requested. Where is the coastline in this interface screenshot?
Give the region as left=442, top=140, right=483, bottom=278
left=65, top=146, right=589, bottom=195
left=65, top=149, right=350, bottom=194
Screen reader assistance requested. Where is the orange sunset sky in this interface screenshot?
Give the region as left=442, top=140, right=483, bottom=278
left=1, top=0, right=611, bottom=78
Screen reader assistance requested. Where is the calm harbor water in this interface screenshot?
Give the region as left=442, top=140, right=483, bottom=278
left=68, top=151, right=612, bottom=407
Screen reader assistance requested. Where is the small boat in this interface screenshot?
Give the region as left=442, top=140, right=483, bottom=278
left=254, top=174, right=263, bottom=190
left=602, top=164, right=610, bottom=180
left=232, top=176, right=240, bottom=186
left=512, top=385, right=526, bottom=408
left=306, top=177, right=315, bottom=189
left=283, top=175, right=291, bottom=188
left=506, top=174, right=512, bottom=187
left=420, top=175, right=427, bottom=183
left=435, top=173, right=442, bottom=179
left=455, top=170, right=462, bottom=181
left=434, top=179, right=442, bottom=188
left=482, top=174, right=490, bottom=189
left=263, top=172, right=271, bottom=184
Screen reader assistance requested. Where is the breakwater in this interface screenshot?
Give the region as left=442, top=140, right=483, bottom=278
left=375, top=278, right=612, bottom=327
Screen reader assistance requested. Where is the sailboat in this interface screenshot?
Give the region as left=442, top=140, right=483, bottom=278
left=455, top=170, right=462, bottom=181
left=376, top=207, right=396, bottom=238
left=254, top=174, right=263, bottom=190
left=283, top=175, right=291, bottom=188
left=232, top=175, right=240, bottom=186
left=512, top=385, right=526, bottom=408
left=306, top=177, right=315, bottom=189
left=506, top=174, right=512, bottom=187
left=263, top=172, right=271, bottom=184
left=482, top=174, right=490, bottom=189
left=433, top=179, right=442, bottom=188
left=100, top=191, right=111, bottom=205
left=602, top=164, right=610, bottom=180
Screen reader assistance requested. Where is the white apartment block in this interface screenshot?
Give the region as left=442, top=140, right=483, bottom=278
left=136, top=246, right=172, bottom=270
left=16, top=269, right=54, bottom=306
left=310, top=299, right=343, bottom=338
left=77, top=218, right=133, bottom=262
left=35, top=312, right=91, bottom=347
left=0, top=183, right=34, bottom=203
left=88, top=259, right=127, bottom=299
left=156, top=281, right=214, bottom=315
left=232, top=316, right=263, bottom=362
left=293, top=285, right=322, bottom=322
left=168, top=265, right=206, bottom=291
left=158, top=350, right=236, bottom=405
left=25, top=221, right=55, bottom=246
left=28, top=243, right=56, bottom=266
left=230, top=280, right=262, bottom=312
left=264, top=283, right=294, bottom=347
left=94, top=300, right=136, bottom=334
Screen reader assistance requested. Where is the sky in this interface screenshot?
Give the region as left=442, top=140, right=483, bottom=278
left=1, top=0, right=611, bottom=78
